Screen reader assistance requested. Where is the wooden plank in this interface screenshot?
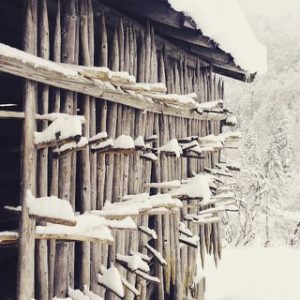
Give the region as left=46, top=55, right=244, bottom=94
left=0, top=43, right=228, bottom=120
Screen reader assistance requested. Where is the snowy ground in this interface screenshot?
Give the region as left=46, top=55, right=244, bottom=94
left=205, top=246, right=300, bottom=300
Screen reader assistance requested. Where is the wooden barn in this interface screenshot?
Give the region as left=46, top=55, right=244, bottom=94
left=0, top=0, right=266, bottom=299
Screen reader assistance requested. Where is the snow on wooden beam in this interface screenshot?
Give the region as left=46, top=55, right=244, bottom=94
left=224, top=115, right=237, bottom=126
left=26, top=190, right=77, bottom=226
left=52, top=137, right=88, bottom=157
left=179, top=222, right=194, bottom=237
left=91, top=135, right=135, bottom=154
left=36, top=214, right=114, bottom=243
left=135, top=270, right=161, bottom=284
left=89, top=131, right=108, bottom=145
left=98, top=265, right=125, bottom=298
left=178, top=136, right=199, bottom=143
left=34, top=115, right=83, bottom=149
left=132, top=252, right=151, bottom=263
left=145, top=244, right=167, bottom=267
left=0, top=110, right=86, bottom=122
left=144, top=134, right=159, bottom=143
left=138, top=226, right=158, bottom=240
left=121, top=82, right=167, bottom=93
left=184, top=215, right=221, bottom=225
left=144, top=180, right=181, bottom=190
left=0, top=231, right=19, bottom=244
left=105, top=217, right=137, bottom=231
left=169, top=174, right=211, bottom=201
left=0, top=43, right=225, bottom=120
left=204, top=167, right=233, bottom=178
left=156, top=139, right=182, bottom=157
left=140, top=151, right=158, bottom=162
left=116, top=253, right=150, bottom=273
left=198, top=206, right=226, bottom=216
left=121, top=275, right=141, bottom=297
left=179, top=235, right=199, bottom=248
left=0, top=229, right=114, bottom=244
left=134, top=136, right=146, bottom=151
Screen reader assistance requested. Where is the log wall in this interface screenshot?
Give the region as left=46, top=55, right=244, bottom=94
left=0, top=0, right=225, bottom=299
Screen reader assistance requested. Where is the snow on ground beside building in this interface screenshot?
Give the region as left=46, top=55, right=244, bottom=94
left=205, top=246, right=300, bottom=300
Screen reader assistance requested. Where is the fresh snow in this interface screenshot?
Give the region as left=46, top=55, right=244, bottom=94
left=197, top=100, right=224, bottom=110
left=91, top=138, right=114, bottom=151
left=53, top=137, right=88, bottom=154
left=157, top=139, right=183, bottom=157
left=36, top=214, right=113, bottom=242
left=26, top=190, right=76, bottom=224
left=149, top=194, right=183, bottom=208
left=117, top=253, right=150, bottom=272
left=89, top=132, right=108, bottom=143
left=68, top=287, right=89, bottom=300
left=34, top=116, right=82, bottom=145
left=140, top=152, right=158, bottom=161
left=113, top=135, right=135, bottom=149
left=168, top=0, right=267, bottom=74
left=169, top=174, right=211, bottom=201
left=134, top=135, right=146, bottom=148
left=0, top=43, right=78, bottom=77
left=98, top=264, right=124, bottom=298
left=205, top=247, right=300, bottom=300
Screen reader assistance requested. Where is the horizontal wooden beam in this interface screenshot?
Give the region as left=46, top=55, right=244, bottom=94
left=0, top=231, right=114, bottom=244
left=0, top=43, right=226, bottom=120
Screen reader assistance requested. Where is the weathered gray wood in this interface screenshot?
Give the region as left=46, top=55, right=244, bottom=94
left=54, top=0, right=77, bottom=296
left=17, top=1, right=37, bottom=299
left=137, top=31, right=145, bottom=82
left=144, top=22, right=151, bottom=83
left=48, top=1, right=61, bottom=298
left=36, top=1, right=50, bottom=298
left=78, top=0, right=92, bottom=290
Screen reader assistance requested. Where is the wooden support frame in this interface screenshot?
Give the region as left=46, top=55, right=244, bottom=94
left=0, top=43, right=227, bottom=120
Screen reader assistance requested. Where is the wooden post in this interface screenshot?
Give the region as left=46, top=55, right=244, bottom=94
left=36, top=1, right=50, bottom=299
left=54, top=0, right=77, bottom=296
left=17, top=1, right=37, bottom=299
left=48, top=1, right=61, bottom=298
left=78, top=0, right=92, bottom=290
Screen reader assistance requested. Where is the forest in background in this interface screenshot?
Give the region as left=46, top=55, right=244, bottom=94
left=224, top=14, right=300, bottom=247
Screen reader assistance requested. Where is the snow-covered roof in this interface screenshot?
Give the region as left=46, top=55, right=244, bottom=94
left=168, top=0, right=267, bottom=74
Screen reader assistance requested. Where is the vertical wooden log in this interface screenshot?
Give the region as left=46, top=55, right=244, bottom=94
left=144, top=22, right=151, bottom=82
left=123, top=26, right=130, bottom=72
left=78, top=0, right=91, bottom=290
left=48, top=2, right=61, bottom=298
left=99, top=13, right=108, bottom=67
left=54, top=0, right=77, bottom=296
left=133, top=29, right=138, bottom=78
left=137, top=31, right=145, bottom=82
left=110, top=28, right=120, bottom=71
left=17, top=1, right=37, bottom=299
left=118, top=18, right=125, bottom=71
left=158, top=51, right=166, bottom=85
left=174, top=62, right=180, bottom=94
left=129, top=26, right=135, bottom=75
left=96, top=12, right=108, bottom=209
left=150, top=26, right=158, bottom=83
left=36, top=1, right=50, bottom=299
left=86, top=0, right=99, bottom=294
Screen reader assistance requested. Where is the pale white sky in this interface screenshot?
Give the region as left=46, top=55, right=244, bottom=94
left=238, top=0, right=300, bottom=16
